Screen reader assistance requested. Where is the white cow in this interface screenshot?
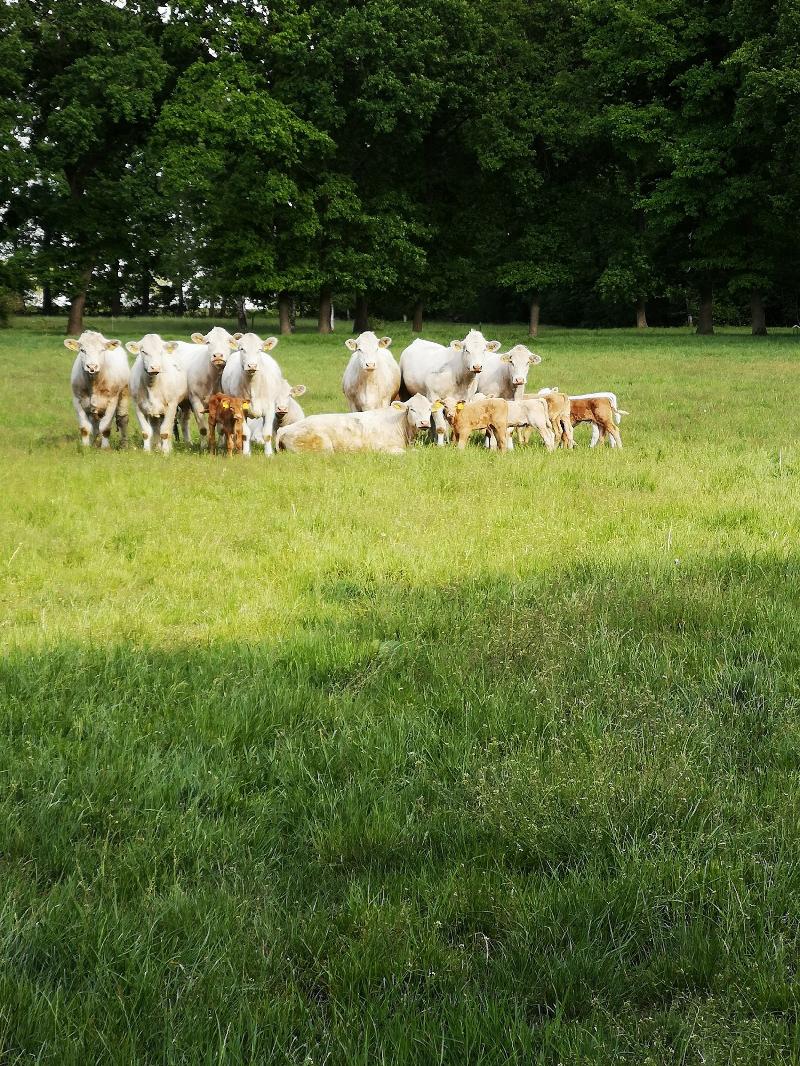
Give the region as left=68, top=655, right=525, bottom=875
left=399, top=329, right=500, bottom=444
left=66, top=331, right=130, bottom=448
left=249, top=380, right=307, bottom=447
left=127, top=334, right=189, bottom=453
left=169, top=326, right=235, bottom=444
left=342, top=332, right=401, bottom=411
left=477, top=344, right=542, bottom=402
left=276, top=395, right=436, bottom=455
left=220, top=333, right=282, bottom=455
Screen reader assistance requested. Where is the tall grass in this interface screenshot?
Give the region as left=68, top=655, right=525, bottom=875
left=1, top=318, right=800, bottom=1063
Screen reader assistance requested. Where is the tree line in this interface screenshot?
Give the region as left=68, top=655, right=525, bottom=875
left=1, top=0, right=798, bottom=335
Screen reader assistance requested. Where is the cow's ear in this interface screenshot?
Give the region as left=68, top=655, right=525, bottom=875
left=431, top=400, right=444, bottom=411
left=191, top=332, right=206, bottom=344
left=391, top=400, right=405, bottom=410
left=233, top=332, right=244, bottom=340
left=64, top=338, right=79, bottom=351
left=486, top=340, right=501, bottom=352
left=126, top=341, right=141, bottom=355
left=450, top=340, right=464, bottom=351
left=345, top=338, right=358, bottom=351
left=500, top=354, right=511, bottom=364
left=290, top=384, right=306, bottom=397
left=529, top=353, right=542, bottom=365
left=378, top=336, right=392, bottom=348
left=262, top=337, right=278, bottom=351
left=104, top=339, right=120, bottom=350
left=165, top=342, right=177, bottom=353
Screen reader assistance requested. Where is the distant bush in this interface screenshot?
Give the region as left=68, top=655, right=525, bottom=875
left=0, top=290, right=18, bottom=328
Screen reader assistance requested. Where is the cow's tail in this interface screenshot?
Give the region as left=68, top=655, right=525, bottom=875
left=614, top=408, right=629, bottom=425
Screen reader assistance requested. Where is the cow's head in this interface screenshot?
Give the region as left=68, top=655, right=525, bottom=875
left=393, top=393, right=436, bottom=433
left=345, top=331, right=391, bottom=372
left=126, top=334, right=177, bottom=378
left=229, top=332, right=278, bottom=376
left=191, top=326, right=233, bottom=370
left=500, top=344, right=542, bottom=388
left=64, top=331, right=121, bottom=376
left=450, top=329, right=501, bottom=375
left=275, top=381, right=306, bottom=417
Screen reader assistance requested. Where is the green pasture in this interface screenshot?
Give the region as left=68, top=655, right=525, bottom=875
left=1, top=316, right=800, bottom=1063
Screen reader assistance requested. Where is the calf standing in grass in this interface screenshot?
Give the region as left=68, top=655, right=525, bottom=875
left=507, top=396, right=557, bottom=451
left=66, top=331, right=129, bottom=447
left=207, top=394, right=248, bottom=455
left=532, top=390, right=573, bottom=448
left=128, top=334, right=189, bottom=453
left=569, top=394, right=627, bottom=447
left=443, top=396, right=510, bottom=451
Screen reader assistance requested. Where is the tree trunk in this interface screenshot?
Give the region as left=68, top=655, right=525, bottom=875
left=141, top=272, right=151, bottom=315
left=528, top=293, right=541, bottom=338
left=696, top=283, right=714, bottom=335
left=750, top=289, right=767, bottom=335
left=42, top=283, right=53, bottom=316
left=635, top=298, right=648, bottom=329
left=236, top=297, right=248, bottom=332
left=111, top=260, right=123, bottom=317
left=412, top=300, right=424, bottom=332
left=353, top=294, right=368, bottom=333
left=278, top=290, right=292, bottom=335
left=176, top=283, right=185, bottom=317
left=66, top=265, right=92, bottom=335
left=318, top=286, right=333, bottom=333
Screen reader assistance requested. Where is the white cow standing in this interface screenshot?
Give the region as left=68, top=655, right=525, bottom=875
left=66, top=331, right=130, bottom=448
left=127, top=334, right=189, bottom=453
left=277, top=395, right=436, bottom=455
left=249, top=379, right=307, bottom=448
left=399, top=329, right=501, bottom=444
left=169, top=326, right=235, bottom=444
left=220, top=333, right=283, bottom=455
left=477, top=344, right=542, bottom=402
left=342, top=332, right=401, bottom=411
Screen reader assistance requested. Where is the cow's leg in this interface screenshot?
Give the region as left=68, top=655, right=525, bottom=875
left=190, top=395, right=208, bottom=445
left=226, top=428, right=234, bottom=456
left=432, top=407, right=448, bottom=446
left=115, top=391, right=129, bottom=448
left=97, top=395, right=119, bottom=449
left=159, top=403, right=179, bottom=454
left=263, top=414, right=274, bottom=457
left=607, top=421, right=622, bottom=449
left=208, top=414, right=217, bottom=455
left=242, top=419, right=252, bottom=456
left=178, top=403, right=191, bottom=444
left=136, top=407, right=153, bottom=451
left=506, top=428, right=515, bottom=451
left=589, top=423, right=601, bottom=448
left=495, top=424, right=508, bottom=453
left=72, top=397, right=94, bottom=446
left=539, top=422, right=556, bottom=452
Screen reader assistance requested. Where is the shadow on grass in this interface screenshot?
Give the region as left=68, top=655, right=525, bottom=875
left=2, top=553, right=800, bottom=1063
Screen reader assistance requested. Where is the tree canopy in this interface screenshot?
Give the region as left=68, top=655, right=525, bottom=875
left=1, top=0, right=798, bottom=334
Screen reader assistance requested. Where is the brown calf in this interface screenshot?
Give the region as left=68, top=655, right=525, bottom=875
left=540, top=390, right=574, bottom=448
left=569, top=396, right=623, bottom=447
left=443, top=396, right=509, bottom=451
left=207, top=393, right=248, bottom=455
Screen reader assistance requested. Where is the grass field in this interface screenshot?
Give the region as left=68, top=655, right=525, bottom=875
left=2, top=315, right=800, bottom=1064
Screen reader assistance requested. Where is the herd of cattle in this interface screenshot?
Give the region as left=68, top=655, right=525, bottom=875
left=66, top=327, right=628, bottom=455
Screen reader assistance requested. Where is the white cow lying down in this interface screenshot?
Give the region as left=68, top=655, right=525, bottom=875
left=276, top=395, right=437, bottom=454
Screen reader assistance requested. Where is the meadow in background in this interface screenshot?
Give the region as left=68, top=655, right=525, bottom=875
left=1, top=319, right=800, bottom=1063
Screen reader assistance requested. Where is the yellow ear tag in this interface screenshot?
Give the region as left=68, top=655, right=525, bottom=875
left=242, top=402, right=249, bottom=410
left=222, top=401, right=229, bottom=409
left=456, top=402, right=465, bottom=411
